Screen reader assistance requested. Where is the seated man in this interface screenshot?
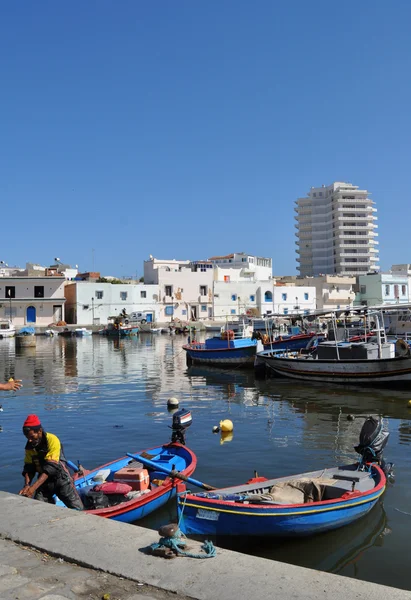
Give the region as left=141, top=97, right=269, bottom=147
left=19, top=414, right=83, bottom=510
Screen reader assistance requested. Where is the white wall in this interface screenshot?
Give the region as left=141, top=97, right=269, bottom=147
left=65, top=282, right=159, bottom=325
left=273, top=286, right=316, bottom=315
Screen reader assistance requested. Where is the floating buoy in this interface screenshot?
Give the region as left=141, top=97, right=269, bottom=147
left=219, top=419, right=233, bottom=432
left=167, top=397, right=179, bottom=408
left=220, top=431, right=233, bottom=445
left=0, top=405, right=3, bottom=412
left=212, top=426, right=220, bottom=433
left=347, top=414, right=355, bottom=421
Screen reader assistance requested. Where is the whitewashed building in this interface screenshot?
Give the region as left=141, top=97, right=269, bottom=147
left=273, top=285, right=316, bottom=315
left=144, top=258, right=213, bottom=321
left=209, top=253, right=272, bottom=282
left=0, top=276, right=66, bottom=326
left=65, top=282, right=159, bottom=325
left=279, top=275, right=356, bottom=312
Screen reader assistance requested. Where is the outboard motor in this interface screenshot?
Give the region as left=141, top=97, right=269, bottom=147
left=170, top=408, right=192, bottom=445
left=355, top=416, right=393, bottom=478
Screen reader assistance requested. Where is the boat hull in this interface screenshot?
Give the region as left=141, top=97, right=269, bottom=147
left=178, top=464, right=385, bottom=537
left=257, top=351, right=411, bottom=384
left=56, top=443, right=197, bottom=523
left=263, top=334, right=324, bottom=352
left=184, top=343, right=257, bottom=368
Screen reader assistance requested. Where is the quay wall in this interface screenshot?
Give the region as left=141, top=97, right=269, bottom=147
left=0, top=491, right=409, bottom=600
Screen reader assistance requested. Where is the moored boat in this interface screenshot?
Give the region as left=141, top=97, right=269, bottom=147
left=256, top=309, right=411, bottom=385
left=56, top=410, right=197, bottom=522
left=183, top=321, right=258, bottom=368
left=178, top=417, right=390, bottom=538
left=75, top=328, right=93, bottom=337
left=0, top=319, right=16, bottom=339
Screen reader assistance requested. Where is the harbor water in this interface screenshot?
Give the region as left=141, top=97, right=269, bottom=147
left=1, top=334, right=411, bottom=590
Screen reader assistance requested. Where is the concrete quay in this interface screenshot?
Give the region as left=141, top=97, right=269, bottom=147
left=0, top=491, right=409, bottom=600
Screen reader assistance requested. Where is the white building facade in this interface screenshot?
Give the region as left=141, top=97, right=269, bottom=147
left=0, top=277, right=66, bottom=326
left=144, top=258, right=214, bottom=322
left=295, top=182, right=379, bottom=277
left=65, top=282, right=159, bottom=325
left=273, top=285, right=316, bottom=315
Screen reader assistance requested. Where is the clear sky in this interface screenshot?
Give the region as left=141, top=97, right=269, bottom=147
left=1, top=1, right=410, bottom=278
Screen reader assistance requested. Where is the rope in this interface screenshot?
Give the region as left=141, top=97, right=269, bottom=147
left=149, top=526, right=216, bottom=559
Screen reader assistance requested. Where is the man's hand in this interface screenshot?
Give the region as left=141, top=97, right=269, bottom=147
left=19, top=486, right=35, bottom=498
left=0, top=379, right=23, bottom=391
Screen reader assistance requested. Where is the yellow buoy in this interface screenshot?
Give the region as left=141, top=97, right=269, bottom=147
left=219, top=419, right=233, bottom=432
left=408, top=400, right=411, bottom=407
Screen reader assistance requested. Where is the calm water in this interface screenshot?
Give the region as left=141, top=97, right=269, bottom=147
left=1, top=334, right=411, bottom=590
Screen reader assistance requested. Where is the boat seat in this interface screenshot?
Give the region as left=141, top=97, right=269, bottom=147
left=332, top=474, right=360, bottom=483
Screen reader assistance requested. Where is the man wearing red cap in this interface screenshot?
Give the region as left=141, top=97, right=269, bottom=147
left=19, top=415, right=83, bottom=510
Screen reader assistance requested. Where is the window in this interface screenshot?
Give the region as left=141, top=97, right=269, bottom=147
left=231, top=309, right=236, bottom=315
left=165, top=285, right=172, bottom=297
left=96, top=291, right=103, bottom=300
left=304, top=293, right=308, bottom=300
left=394, top=284, right=399, bottom=298
left=402, top=285, right=407, bottom=296
left=200, top=285, right=208, bottom=296
left=242, top=258, right=246, bottom=262
left=34, top=286, right=44, bottom=298
left=83, top=305, right=89, bottom=310
left=201, top=305, right=207, bottom=312
left=165, top=306, right=174, bottom=316
left=120, top=291, right=128, bottom=301
left=250, top=295, right=255, bottom=302
left=5, top=286, right=15, bottom=299
left=283, top=308, right=289, bottom=315
left=282, top=293, right=287, bottom=301
left=224, top=275, right=230, bottom=283
left=385, top=285, right=390, bottom=296
left=182, top=309, right=187, bottom=315
left=264, top=291, right=272, bottom=302
left=140, top=291, right=147, bottom=298
left=231, top=294, right=237, bottom=301
left=360, top=285, right=366, bottom=294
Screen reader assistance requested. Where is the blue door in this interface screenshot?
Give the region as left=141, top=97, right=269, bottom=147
left=27, top=306, right=36, bottom=323
left=146, top=313, right=153, bottom=323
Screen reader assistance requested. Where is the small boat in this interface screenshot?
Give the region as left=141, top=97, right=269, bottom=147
left=75, top=328, right=93, bottom=337
left=178, top=418, right=390, bottom=538
left=100, top=315, right=139, bottom=337
left=59, top=328, right=73, bottom=337
left=258, top=332, right=326, bottom=352
left=0, top=319, right=16, bottom=339
left=56, top=410, right=197, bottom=523
left=183, top=321, right=258, bottom=368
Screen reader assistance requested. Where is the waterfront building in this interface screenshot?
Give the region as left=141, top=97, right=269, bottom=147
left=0, top=276, right=66, bottom=326
left=391, top=265, right=411, bottom=302
left=65, top=282, right=159, bottom=325
left=209, top=253, right=272, bottom=282
left=279, top=275, right=356, bottom=312
left=273, top=284, right=316, bottom=315
left=144, top=258, right=213, bottom=321
left=355, top=272, right=409, bottom=307
left=295, top=182, right=379, bottom=277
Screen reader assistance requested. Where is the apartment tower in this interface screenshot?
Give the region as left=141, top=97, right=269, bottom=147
left=295, top=181, right=379, bottom=277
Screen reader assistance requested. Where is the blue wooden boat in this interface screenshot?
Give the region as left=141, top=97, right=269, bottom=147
left=55, top=442, right=197, bottom=522
left=56, top=410, right=196, bottom=522
left=261, top=332, right=325, bottom=352
left=183, top=322, right=258, bottom=368
left=101, top=322, right=139, bottom=336
left=177, top=462, right=386, bottom=537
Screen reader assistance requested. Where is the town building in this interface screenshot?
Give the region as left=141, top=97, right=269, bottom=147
left=273, top=284, right=316, bottom=315
left=355, top=273, right=409, bottom=307
left=391, top=265, right=411, bottom=302
left=143, top=258, right=214, bottom=321
left=295, top=182, right=379, bottom=277
left=0, top=276, right=66, bottom=326
left=64, top=282, right=159, bottom=325
left=279, top=275, right=356, bottom=312
left=209, top=253, right=272, bottom=282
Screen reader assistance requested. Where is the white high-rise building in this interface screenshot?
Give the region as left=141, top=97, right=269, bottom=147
left=295, top=181, right=379, bottom=277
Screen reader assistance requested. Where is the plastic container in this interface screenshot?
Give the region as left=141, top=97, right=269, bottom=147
left=113, top=467, right=150, bottom=491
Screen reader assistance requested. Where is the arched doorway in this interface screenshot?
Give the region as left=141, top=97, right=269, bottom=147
left=26, top=306, right=36, bottom=323
left=264, top=291, right=273, bottom=302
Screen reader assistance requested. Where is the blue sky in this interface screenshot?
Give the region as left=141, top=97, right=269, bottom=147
left=1, top=1, right=410, bottom=277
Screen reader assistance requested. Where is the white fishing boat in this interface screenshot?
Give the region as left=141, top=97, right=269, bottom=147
left=0, top=319, right=16, bottom=338
left=256, top=309, right=411, bottom=385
